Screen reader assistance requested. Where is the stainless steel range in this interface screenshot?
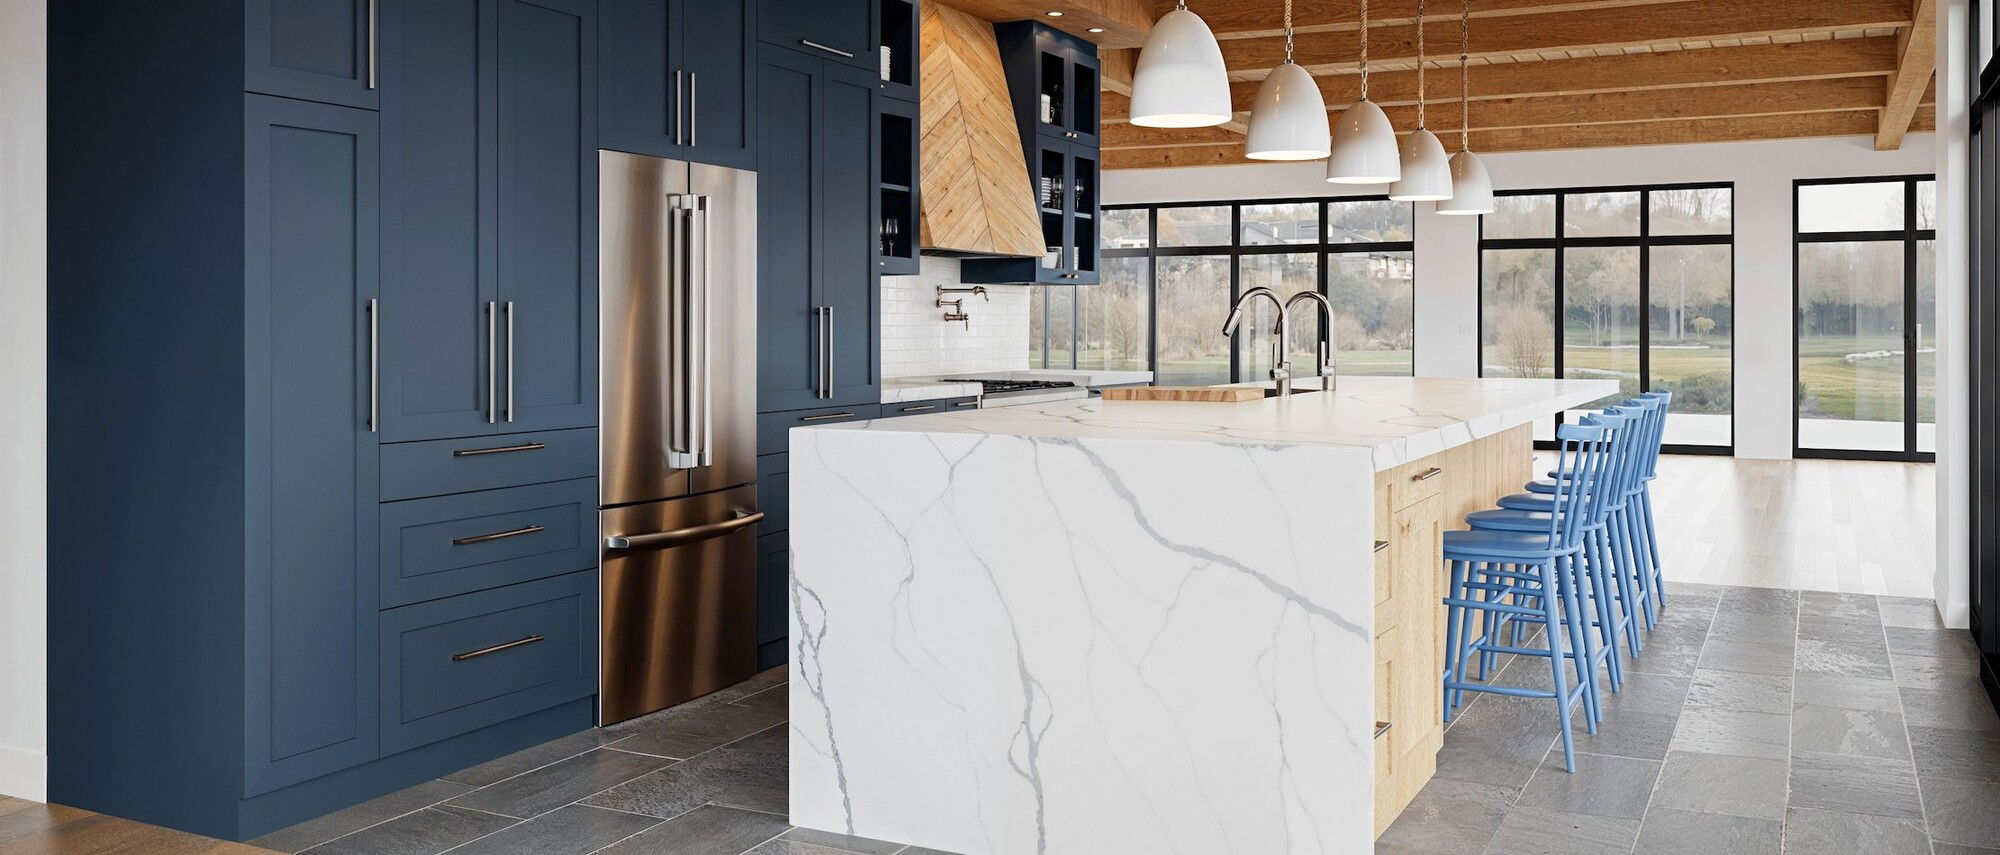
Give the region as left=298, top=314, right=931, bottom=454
left=941, top=378, right=1089, bottom=407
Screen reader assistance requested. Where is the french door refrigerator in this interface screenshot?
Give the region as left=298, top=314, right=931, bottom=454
left=597, top=150, right=762, bottom=724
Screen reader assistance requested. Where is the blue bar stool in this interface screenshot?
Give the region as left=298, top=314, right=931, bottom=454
left=1440, top=422, right=1611, bottom=773
left=1464, top=409, right=1642, bottom=697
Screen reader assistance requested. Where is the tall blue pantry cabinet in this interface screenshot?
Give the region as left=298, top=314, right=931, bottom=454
left=51, top=0, right=601, bottom=839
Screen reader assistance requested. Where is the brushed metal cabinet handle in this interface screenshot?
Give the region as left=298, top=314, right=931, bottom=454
left=1373, top=540, right=1389, bottom=553
left=900, top=404, right=936, bottom=413
left=606, top=510, right=764, bottom=550
left=452, top=634, right=545, bottom=662
left=824, top=305, right=835, bottom=395
left=800, top=39, right=855, bottom=58
left=366, top=298, right=379, bottom=432
left=1375, top=721, right=1392, bottom=738
left=688, top=71, right=696, bottom=147
left=366, top=0, right=378, bottom=90
left=452, top=524, right=545, bottom=546
left=452, top=441, right=546, bottom=457
left=800, top=411, right=856, bottom=422
left=673, top=69, right=684, bottom=145
left=486, top=301, right=497, bottom=424
left=1414, top=467, right=1444, bottom=481
left=954, top=400, right=979, bottom=408
left=504, top=301, right=515, bottom=422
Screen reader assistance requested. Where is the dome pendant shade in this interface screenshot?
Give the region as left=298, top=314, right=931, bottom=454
left=1388, top=128, right=1453, bottom=201
left=1245, top=63, right=1330, bottom=160
left=1325, top=99, right=1401, bottom=184
left=1436, top=149, right=1495, bottom=215
left=1129, top=8, right=1233, bottom=128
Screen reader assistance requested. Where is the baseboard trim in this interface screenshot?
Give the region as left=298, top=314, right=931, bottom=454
left=0, top=744, right=48, bottom=803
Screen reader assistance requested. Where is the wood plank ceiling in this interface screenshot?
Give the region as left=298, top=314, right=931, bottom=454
left=935, top=0, right=1939, bottom=169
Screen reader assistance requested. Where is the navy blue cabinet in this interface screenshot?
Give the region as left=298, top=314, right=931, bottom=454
left=756, top=44, right=881, bottom=412
left=246, top=0, right=380, bottom=108
left=962, top=23, right=1101, bottom=286
left=599, top=0, right=756, bottom=168
left=381, top=0, right=598, bottom=442
left=759, top=0, right=876, bottom=71
left=242, top=94, right=384, bottom=795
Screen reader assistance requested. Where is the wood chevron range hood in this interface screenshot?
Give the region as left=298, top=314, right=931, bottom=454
left=918, top=2, right=1042, bottom=258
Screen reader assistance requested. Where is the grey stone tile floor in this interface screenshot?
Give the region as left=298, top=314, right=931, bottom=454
left=256, top=583, right=2000, bottom=855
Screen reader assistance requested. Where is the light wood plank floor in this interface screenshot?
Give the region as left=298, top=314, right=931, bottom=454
left=0, top=796, right=273, bottom=854
left=1646, top=454, right=1937, bottom=598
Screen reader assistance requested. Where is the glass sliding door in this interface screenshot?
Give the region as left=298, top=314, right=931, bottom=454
left=1479, top=183, right=1735, bottom=451
left=1793, top=176, right=1937, bottom=460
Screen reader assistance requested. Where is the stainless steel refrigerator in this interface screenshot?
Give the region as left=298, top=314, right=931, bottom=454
left=597, top=150, right=761, bottom=725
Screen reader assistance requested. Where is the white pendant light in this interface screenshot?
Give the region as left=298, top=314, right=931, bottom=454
left=1389, top=0, right=1452, bottom=201
left=1130, top=1, right=1232, bottom=128
left=1326, top=0, right=1400, bottom=184
left=1245, top=0, right=1330, bottom=160
left=1438, top=0, right=1495, bottom=214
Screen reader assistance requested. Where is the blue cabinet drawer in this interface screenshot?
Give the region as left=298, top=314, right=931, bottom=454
left=381, top=571, right=598, bottom=754
left=381, top=428, right=597, bottom=501
left=381, top=478, right=598, bottom=607
left=756, top=405, right=881, bottom=454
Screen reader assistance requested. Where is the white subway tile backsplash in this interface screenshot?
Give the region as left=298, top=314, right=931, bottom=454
left=879, top=258, right=1030, bottom=378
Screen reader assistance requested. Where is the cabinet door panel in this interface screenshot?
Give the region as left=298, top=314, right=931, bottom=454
left=759, top=0, right=874, bottom=70
left=754, top=46, right=824, bottom=412
left=598, top=0, right=675, bottom=157
left=680, top=0, right=756, bottom=168
left=243, top=95, right=381, bottom=794
left=818, top=62, right=879, bottom=404
left=246, top=0, right=379, bottom=108
left=380, top=0, right=498, bottom=442
left=497, top=0, right=598, bottom=433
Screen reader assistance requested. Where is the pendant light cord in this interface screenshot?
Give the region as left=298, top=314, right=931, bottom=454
left=1283, top=0, right=1294, bottom=63
left=1458, top=0, right=1470, bottom=151
left=1414, top=0, right=1426, bottom=128
left=1358, top=0, right=1369, bottom=99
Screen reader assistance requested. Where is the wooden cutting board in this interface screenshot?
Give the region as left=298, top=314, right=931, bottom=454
left=1099, top=386, right=1265, bottom=403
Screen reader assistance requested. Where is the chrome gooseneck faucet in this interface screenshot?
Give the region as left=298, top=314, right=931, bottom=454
left=1221, top=287, right=1339, bottom=396
left=1222, top=287, right=1293, bottom=395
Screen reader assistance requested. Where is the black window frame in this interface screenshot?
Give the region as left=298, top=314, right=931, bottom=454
left=1030, top=195, right=1418, bottom=383
left=1476, top=181, right=1738, bottom=455
left=1791, top=174, right=1938, bottom=463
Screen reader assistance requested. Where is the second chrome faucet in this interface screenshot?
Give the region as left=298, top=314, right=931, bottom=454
left=1220, top=287, right=1338, bottom=397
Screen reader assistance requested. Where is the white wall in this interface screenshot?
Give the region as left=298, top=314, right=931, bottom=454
left=1936, top=0, right=1972, bottom=629
left=881, top=258, right=1032, bottom=377
left=0, top=0, right=48, bottom=803
left=1104, top=133, right=1937, bottom=459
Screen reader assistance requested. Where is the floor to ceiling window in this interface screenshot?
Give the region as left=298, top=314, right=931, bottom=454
left=1479, top=184, right=1736, bottom=451
left=1029, top=197, right=1417, bottom=385
left=1793, top=176, right=1937, bottom=460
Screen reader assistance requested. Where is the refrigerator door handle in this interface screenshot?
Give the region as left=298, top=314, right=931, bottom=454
left=696, top=194, right=713, bottom=464
left=666, top=194, right=703, bottom=469
left=605, top=510, right=764, bottom=550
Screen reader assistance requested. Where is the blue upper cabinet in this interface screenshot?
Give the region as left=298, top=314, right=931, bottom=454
left=246, top=0, right=381, bottom=109
left=599, top=0, right=756, bottom=169
left=755, top=45, right=880, bottom=412
left=760, top=0, right=877, bottom=72
left=241, top=94, right=383, bottom=794
left=381, top=0, right=597, bottom=441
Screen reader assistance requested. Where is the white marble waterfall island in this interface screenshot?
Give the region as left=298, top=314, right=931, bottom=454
left=785, top=376, right=1618, bottom=855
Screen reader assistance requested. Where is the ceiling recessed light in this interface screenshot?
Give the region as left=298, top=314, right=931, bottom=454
left=1087, top=26, right=1104, bottom=32
left=1045, top=10, right=1063, bottom=16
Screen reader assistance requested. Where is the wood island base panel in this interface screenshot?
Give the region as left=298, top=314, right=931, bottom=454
left=785, top=376, right=1614, bottom=854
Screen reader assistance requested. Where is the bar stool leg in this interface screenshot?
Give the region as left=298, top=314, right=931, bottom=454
left=1540, top=557, right=1580, bottom=771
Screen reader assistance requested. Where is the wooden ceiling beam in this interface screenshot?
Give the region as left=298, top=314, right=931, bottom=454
left=1104, top=106, right=1936, bottom=168
left=934, top=0, right=1156, bottom=48
left=1877, top=0, right=1938, bottom=149
left=1214, top=0, right=1911, bottom=77
left=1102, top=77, right=1896, bottom=148
left=1195, top=0, right=1682, bottom=40
left=1103, top=38, right=1897, bottom=122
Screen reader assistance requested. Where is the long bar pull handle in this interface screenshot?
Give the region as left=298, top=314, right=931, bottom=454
left=452, top=525, right=545, bottom=546
left=696, top=195, right=712, bottom=464
left=1373, top=540, right=1389, bottom=553
left=367, top=299, right=379, bottom=432
left=366, top=0, right=378, bottom=90
left=824, top=305, right=835, bottom=395
left=504, top=301, right=515, bottom=422
left=813, top=307, right=829, bottom=399
left=673, top=69, right=684, bottom=145
left=953, top=400, right=980, bottom=408
left=1414, top=467, right=1445, bottom=481
left=486, top=301, right=497, bottom=424
left=452, top=635, right=545, bottom=662
left=1374, top=721, right=1392, bottom=738
left=452, top=442, right=546, bottom=457
left=900, top=405, right=937, bottom=413
left=800, top=412, right=857, bottom=422
left=688, top=72, right=697, bottom=147
left=605, top=510, right=765, bottom=550
left=799, top=39, right=855, bottom=58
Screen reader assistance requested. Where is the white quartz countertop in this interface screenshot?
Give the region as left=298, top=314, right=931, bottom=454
left=817, top=375, right=1618, bottom=471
